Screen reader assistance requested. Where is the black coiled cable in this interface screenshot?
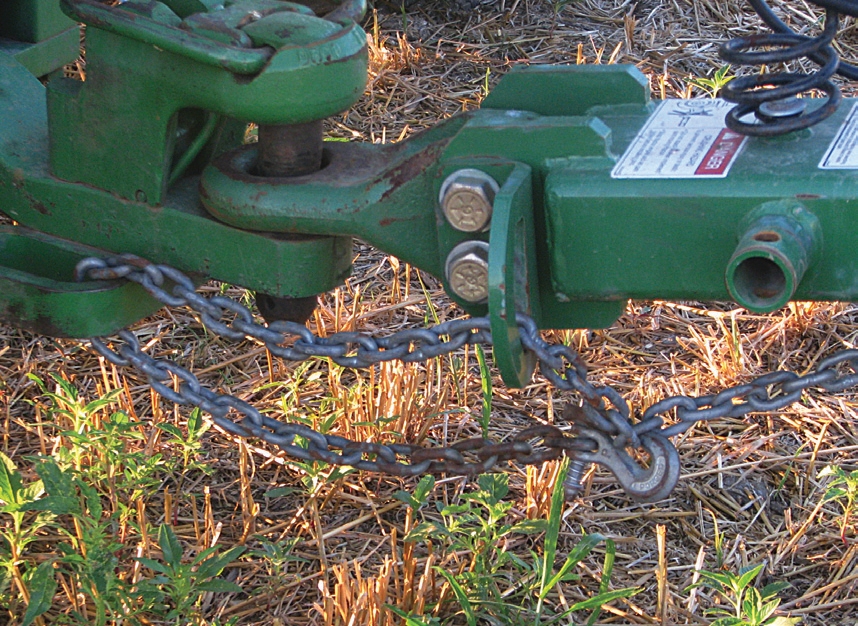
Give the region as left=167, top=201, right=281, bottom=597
left=720, top=0, right=858, bottom=136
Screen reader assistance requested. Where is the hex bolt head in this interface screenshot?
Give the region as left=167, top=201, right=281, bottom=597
left=439, top=169, right=500, bottom=232
left=445, top=240, right=490, bottom=303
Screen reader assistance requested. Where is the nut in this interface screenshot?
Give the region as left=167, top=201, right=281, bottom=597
left=445, top=240, right=490, bottom=303
left=439, top=169, right=499, bottom=232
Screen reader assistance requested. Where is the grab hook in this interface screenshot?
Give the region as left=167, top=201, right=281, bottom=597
left=572, top=427, right=680, bottom=502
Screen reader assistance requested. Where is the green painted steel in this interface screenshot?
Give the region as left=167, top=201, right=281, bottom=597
left=0, top=0, right=75, bottom=43
left=488, top=164, right=539, bottom=388
left=543, top=102, right=858, bottom=308
left=0, top=27, right=79, bottom=78
left=0, top=0, right=79, bottom=77
left=49, top=2, right=368, bottom=204
left=725, top=201, right=821, bottom=312
left=0, top=51, right=352, bottom=317
left=0, top=227, right=163, bottom=338
left=6, top=1, right=858, bottom=341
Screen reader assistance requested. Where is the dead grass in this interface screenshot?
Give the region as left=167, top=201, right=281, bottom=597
left=3, top=0, right=858, bottom=624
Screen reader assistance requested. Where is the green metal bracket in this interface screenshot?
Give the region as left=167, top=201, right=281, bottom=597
left=49, top=0, right=367, bottom=204
left=488, top=163, right=539, bottom=387
left=7, top=9, right=858, bottom=346
left=0, top=0, right=75, bottom=43
left=0, top=0, right=79, bottom=77
left=0, top=227, right=163, bottom=338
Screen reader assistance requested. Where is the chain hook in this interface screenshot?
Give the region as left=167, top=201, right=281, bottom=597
left=570, top=427, right=680, bottom=503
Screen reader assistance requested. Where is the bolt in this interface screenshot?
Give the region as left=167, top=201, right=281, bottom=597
left=757, top=97, right=806, bottom=121
left=563, top=460, right=589, bottom=499
left=439, top=169, right=499, bottom=232
left=445, top=240, right=490, bottom=303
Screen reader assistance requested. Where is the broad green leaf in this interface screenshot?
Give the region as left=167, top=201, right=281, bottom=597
left=194, top=546, right=245, bottom=580
left=134, top=556, right=170, bottom=574
left=764, top=617, right=801, bottom=626
left=158, top=524, right=184, bottom=567
left=50, top=373, right=78, bottom=402
left=393, top=490, right=420, bottom=511
left=476, top=473, right=508, bottom=504
left=698, top=570, right=735, bottom=590
left=192, top=545, right=220, bottom=566
left=187, top=407, right=205, bottom=436
left=756, top=597, right=781, bottom=623
left=761, top=581, right=791, bottom=599
left=439, top=503, right=470, bottom=516
left=21, top=560, right=57, bottom=626
left=264, top=487, right=298, bottom=499
left=743, top=587, right=763, bottom=621
left=83, top=388, right=123, bottom=414
left=818, top=465, right=843, bottom=479
left=21, top=495, right=75, bottom=517
left=710, top=618, right=748, bottom=626
left=404, top=521, right=443, bottom=543
left=0, top=451, right=22, bottom=505
left=737, top=563, right=764, bottom=591
left=156, top=424, right=183, bottom=438
left=78, top=479, right=102, bottom=520
left=413, top=475, right=435, bottom=505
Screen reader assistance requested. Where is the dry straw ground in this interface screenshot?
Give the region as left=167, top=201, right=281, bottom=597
left=3, top=0, right=858, bottom=624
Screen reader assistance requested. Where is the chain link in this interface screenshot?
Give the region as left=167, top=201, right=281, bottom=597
left=75, top=254, right=858, bottom=500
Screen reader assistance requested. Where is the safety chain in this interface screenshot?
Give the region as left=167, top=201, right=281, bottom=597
left=76, top=254, right=858, bottom=502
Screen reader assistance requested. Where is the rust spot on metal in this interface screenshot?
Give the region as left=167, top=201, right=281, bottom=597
left=379, top=143, right=444, bottom=202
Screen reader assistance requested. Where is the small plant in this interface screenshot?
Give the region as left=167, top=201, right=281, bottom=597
left=532, top=458, right=638, bottom=625
left=0, top=451, right=56, bottom=625
left=248, top=536, right=306, bottom=599
left=819, top=463, right=858, bottom=543
left=690, top=563, right=799, bottom=626
left=135, top=523, right=245, bottom=622
left=689, top=65, right=734, bottom=98
left=157, top=407, right=212, bottom=473
left=402, top=466, right=637, bottom=624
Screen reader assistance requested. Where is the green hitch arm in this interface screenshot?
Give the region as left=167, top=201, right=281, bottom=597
left=5, top=1, right=858, bottom=350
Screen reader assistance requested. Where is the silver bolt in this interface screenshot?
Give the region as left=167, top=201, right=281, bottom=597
left=439, top=169, right=499, bottom=232
left=758, top=97, right=806, bottom=120
left=563, top=460, right=589, bottom=499
left=445, top=240, right=490, bottom=303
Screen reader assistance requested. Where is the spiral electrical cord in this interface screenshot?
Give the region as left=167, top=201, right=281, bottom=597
left=720, top=0, right=858, bottom=136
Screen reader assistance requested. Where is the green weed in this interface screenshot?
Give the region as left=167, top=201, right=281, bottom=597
left=157, top=407, right=212, bottom=474
left=689, top=65, right=734, bottom=98
left=689, top=563, right=799, bottom=626
left=135, top=523, right=245, bottom=623
left=402, top=464, right=637, bottom=624
left=819, top=464, right=858, bottom=543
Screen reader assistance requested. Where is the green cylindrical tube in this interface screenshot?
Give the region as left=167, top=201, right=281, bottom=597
left=726, top=202, right=821, bottom=313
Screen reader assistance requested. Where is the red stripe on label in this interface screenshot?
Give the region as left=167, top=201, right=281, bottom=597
left=694, top=129, right=745, bottom=176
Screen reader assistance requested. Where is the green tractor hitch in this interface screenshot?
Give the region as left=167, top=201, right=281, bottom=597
left=3, top=0, right=858, bottom=384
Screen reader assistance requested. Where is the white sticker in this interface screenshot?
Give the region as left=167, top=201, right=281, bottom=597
left=611, top=100, right=746, bottom=179
left=819, top=102, right=858, bottom=169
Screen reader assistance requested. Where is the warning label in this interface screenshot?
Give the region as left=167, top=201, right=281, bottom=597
left=819, top=102, right=858, bottom=169
left=611, top=100, right=746, bottom=179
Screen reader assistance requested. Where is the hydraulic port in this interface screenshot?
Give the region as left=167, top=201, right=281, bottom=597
left=725, top=202, right=820, bottom=313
